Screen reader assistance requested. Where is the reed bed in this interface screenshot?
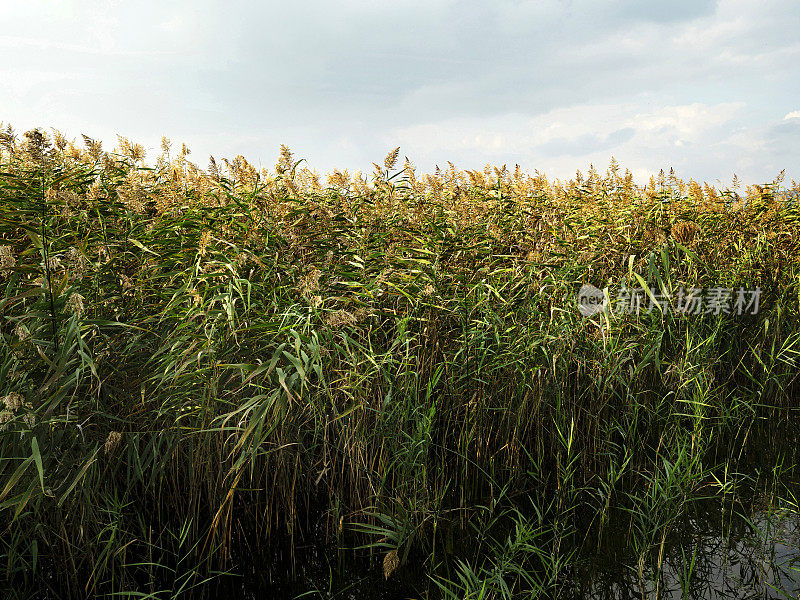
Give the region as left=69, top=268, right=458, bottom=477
left=1, top=126, right=799, bottom=599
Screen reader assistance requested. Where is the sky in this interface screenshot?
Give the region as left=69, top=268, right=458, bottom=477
left=1, top=0, right=798, bottom=185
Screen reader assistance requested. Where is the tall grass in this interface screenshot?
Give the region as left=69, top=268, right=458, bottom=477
left=0, top=126, right=798, bottom=598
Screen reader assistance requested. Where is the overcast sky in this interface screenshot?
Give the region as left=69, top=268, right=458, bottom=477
left=2, top=0, right=798, bottom=185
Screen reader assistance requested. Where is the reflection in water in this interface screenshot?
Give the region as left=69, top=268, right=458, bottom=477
left=232, top=505, right=798, bottom=600
left=226, top=488, right=799, bottom=599
left=577, top=504, right=800, bottom=600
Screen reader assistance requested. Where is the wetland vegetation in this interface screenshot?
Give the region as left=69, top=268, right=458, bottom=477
left=0, top=127, right=798, bottom=598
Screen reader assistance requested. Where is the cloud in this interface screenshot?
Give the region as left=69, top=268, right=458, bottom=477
left=537, top=128, right=636, bottom=157
left=0, top=0, right=797, bottom=184
left=388, top=100, right=791, bottom=183
left=765, top=119, right=800, bottom=158
left=785, top=111, right=800, bottom=120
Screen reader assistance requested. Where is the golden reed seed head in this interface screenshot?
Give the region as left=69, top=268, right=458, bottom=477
left=14, top=324, right=30, bottom=342
left=104, top=431, right=122, bottom=455
left=383, top=147, right=400, bottom=171
left=325, top=310, right=357, bottom=329
left=0, top=393, right=33, bottom=430
left=383, top=550, right=400, bottom=579
left=198, top=230, right=211, bottom=257
left=47, top=255, right=64, bottom=271
left=297, top=267, right=322, bottom=297
left=0, top=245, right=15, bottom=274
left=353, top=306, right=374, bottom=320
left=671, top=221, right=700, bottom=244
left=327, top=169, right=350, bottom=190
left=277, top=144, right=294, bottom=175
left=67, top=293, right=85, bottom=316
left=82, top=134, right=103, bottom=161
left=1, top=392, right=23, bottom=411
left=207, top=156, right=220, bottom=180
left=66, top=247, right=89, bottom=276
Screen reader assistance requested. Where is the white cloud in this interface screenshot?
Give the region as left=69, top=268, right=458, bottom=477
left=1, top=0, right=797, bottom=185
left=630, top=103, right=744, bottom=137
left=388, top=101, right=785, bottom=184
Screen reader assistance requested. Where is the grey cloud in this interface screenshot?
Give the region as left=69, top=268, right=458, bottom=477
left=537, top=127, right=636, bottom=156
left=607, top=0, right=718, bottom=23
left=765, top=119, right=800, bottom=158
left=199, top=0, right=796, bottom=126
left=3, top=0, right=798, bottom=183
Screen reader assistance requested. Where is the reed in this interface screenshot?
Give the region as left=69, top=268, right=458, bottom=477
left=0, top=126, right=798, bottom=599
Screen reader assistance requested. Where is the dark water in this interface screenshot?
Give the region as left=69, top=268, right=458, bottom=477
left=224, top=501, right=798, bottom=600
left=575, top=502, right=800, bottom=600
left=224, top=546, right=419, bottom=599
